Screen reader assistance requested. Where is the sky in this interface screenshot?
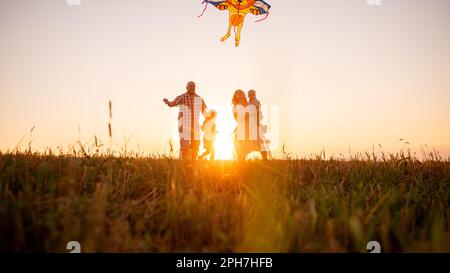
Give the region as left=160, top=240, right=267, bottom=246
left=0, top=0, right=449, bottom=159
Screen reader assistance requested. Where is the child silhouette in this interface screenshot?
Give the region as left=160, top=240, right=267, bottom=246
left=199, top=110, right=217, bottom=160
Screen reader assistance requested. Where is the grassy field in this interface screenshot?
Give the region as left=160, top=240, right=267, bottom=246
left=1, top=151, right=449, bottom=253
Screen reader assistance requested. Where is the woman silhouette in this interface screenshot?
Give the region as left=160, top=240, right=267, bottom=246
left=232, top=90, right=258, bottom=160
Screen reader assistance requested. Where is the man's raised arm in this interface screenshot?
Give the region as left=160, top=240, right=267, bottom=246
left=163, top=97, right=180, bottom=107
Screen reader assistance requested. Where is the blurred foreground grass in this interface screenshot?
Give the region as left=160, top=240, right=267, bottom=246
left=0, top=152, right=449, bottom=252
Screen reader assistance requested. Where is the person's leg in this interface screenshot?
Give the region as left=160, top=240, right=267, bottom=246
left=191, top=140, right=200, bottom=160
left=199, top=149, right=210, bottom=160
left=237, top=149, right=246, bottom=161
left=210, top=149, right=215, bottom=161
left=260, top=151, right=268, bottom=160
left=259, top=129, right=270, bottom=160
left=180, top=140, right=190, bottom=160
left=234, top=140, right=242, bottom=160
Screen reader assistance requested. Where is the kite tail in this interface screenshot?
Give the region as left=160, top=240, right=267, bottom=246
left=198, top=1, right=208, bottom=18
left=255, top=11, right=270, bottom=23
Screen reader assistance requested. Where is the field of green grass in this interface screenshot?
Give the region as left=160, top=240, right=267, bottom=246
left=1, top=151, right=449, bottom=252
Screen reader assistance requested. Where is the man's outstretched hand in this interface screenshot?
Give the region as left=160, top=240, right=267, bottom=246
left=163, top=98, right=169, bottom=105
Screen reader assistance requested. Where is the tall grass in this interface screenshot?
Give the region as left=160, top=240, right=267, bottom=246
left=0, top=150, right=449, bottom=252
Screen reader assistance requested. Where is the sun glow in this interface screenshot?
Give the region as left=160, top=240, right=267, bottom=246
left=212, top=107, right=236, bottom=160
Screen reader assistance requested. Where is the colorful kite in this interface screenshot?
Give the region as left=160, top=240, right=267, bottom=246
left=198, top=0, right=271, bottom=47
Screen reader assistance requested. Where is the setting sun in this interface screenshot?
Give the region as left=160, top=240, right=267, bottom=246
left=212, top=108, right=236, bottom=160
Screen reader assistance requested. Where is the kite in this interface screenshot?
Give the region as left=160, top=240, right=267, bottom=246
left=198, top=0, right=271, bottom=47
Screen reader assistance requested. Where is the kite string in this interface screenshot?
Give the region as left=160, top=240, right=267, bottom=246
left=198, top=1, right=208, bottom=18
left=255, top=11, right=270, bottom=23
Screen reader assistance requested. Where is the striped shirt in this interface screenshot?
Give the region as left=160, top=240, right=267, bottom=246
left=172, top=92, right=208, bottom=141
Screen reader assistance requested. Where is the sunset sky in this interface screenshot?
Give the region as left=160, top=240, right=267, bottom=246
left=0, top=0, right=449, bottom=159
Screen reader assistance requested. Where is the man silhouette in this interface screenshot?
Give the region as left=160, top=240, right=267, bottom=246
left=248, top=89, right=269, bottom=160
left=164, top=81, right=208, bottom=160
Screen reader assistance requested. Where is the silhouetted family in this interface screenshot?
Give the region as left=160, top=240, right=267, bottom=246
left=163, top=81, right=270, bottom=160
